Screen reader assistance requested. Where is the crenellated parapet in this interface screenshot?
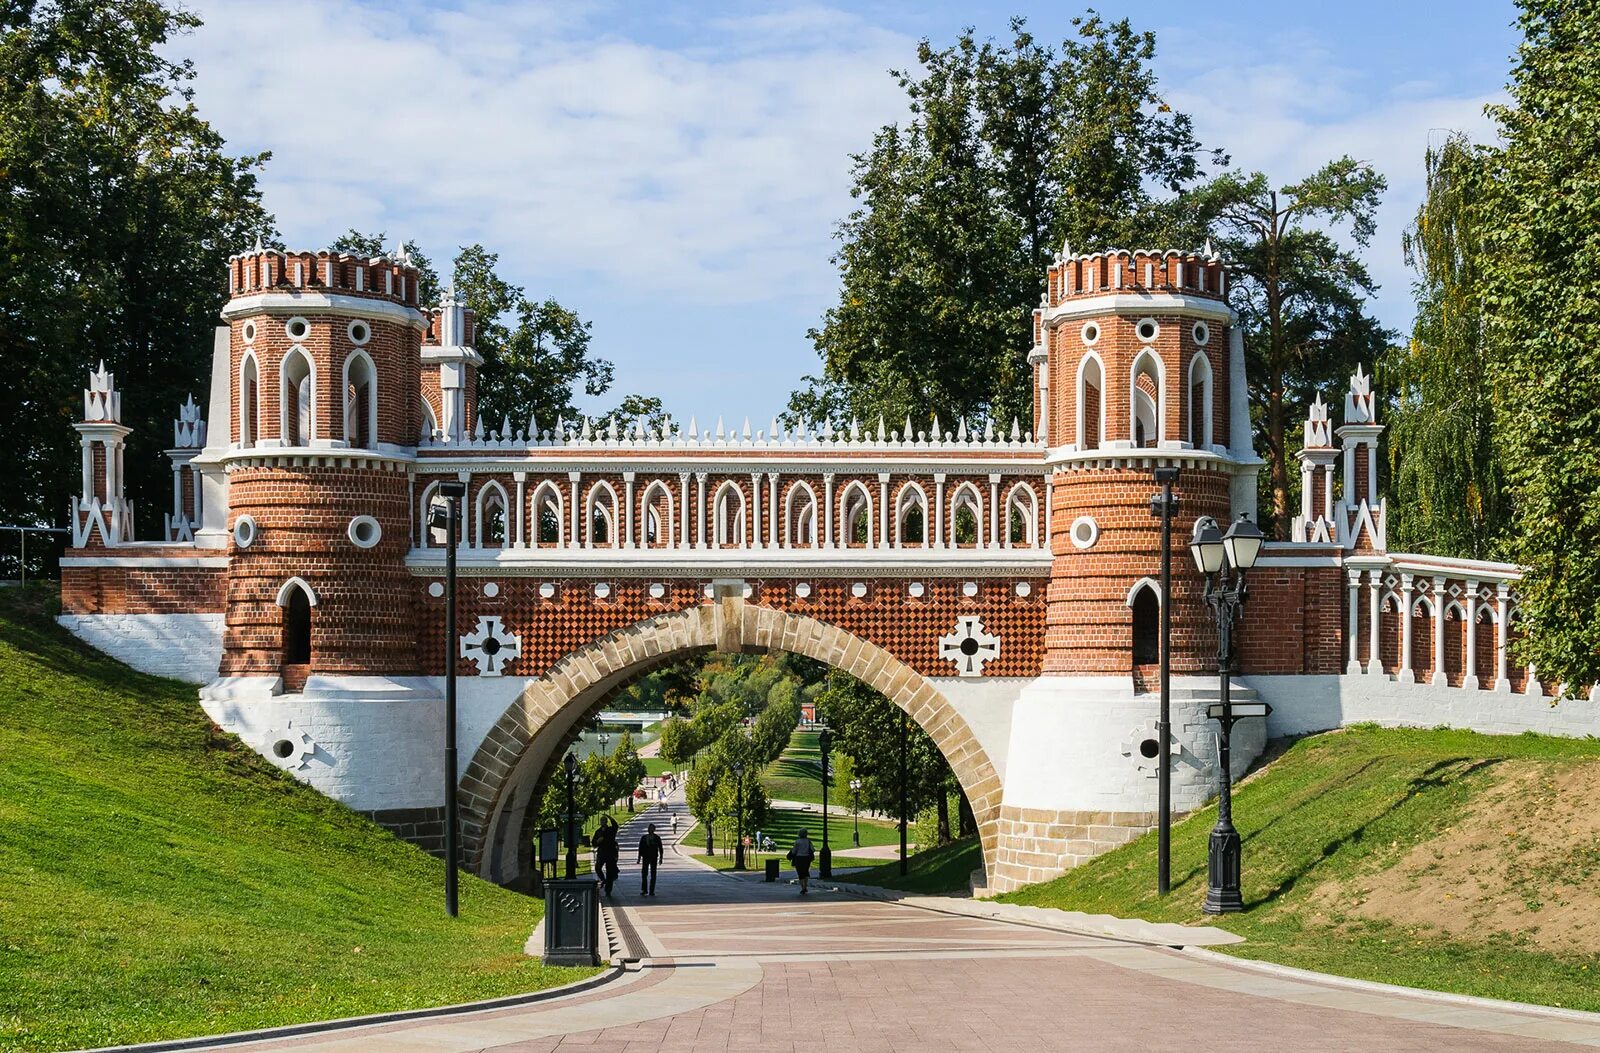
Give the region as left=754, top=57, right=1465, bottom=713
left=225, top=241, right=425, bottom=309
left=1043, top=245, right=1228, bottom=308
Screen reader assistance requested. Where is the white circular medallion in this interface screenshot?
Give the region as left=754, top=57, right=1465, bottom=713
left=241, top=320, right=257, bottom=344
left=284, top=316, right=311, bottom=342
left=1015, top=582, right=1032, bottom=598
left=483, top=581, right=500, bottom=598
left=347, top=515, right=381, bottom=549
left=1070, top=515, right=1100, bottom=550
left=907, top=581, right=925, bottom=598
left=794, top=582, right=812, bottom=599
left=539, top=582, right=556, bottom=600
left=232, top=515, right=258, bottom=549
left=1192, top=320, right=1210, bottom=346
left=1135, top=317, right=1160, bottom=343
left=428, top=582, right=444, bottom=598
left=850, top=582, right=868, bottom=599
left=594, top=582, right=611, bottom=599
left=1080, top=320, right=1101, bottom=346
left=962, top=581, right=979, bottom=598
left=347, top=319, right=372, bottom=345
left=649, top=583, right=666, bottom=600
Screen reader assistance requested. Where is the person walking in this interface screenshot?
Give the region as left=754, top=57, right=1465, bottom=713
left=638, top=823, right=664, bottom=896
left=787, top=829, right=815, bottom=895
left=592, top=816, right=620, bottom=897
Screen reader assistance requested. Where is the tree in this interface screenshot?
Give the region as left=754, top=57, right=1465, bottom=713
left=0, top=0, right=271, bottom=555
left=1192, top=160, right=1393, bottom=537
left=1476, top=1, right=1600, bottom=693
left=792, top=15, right=1220, bottom=433
left=1383, top=134, right=1506, bottom=558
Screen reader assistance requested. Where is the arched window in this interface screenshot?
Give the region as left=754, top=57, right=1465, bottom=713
left=239, top=353, right=260, bottom=447
left=839, top=481, right=872, bottom=548
left=475, top=481, right=509, bottom=548
left=280, top=347, right=315, bottom=445
left=950, top=483, right=982, bottom=547
left=713, top=481, right=746, bottom=548
left=895, top=483, right=927, bottom=547
left=1130, top=582, right=1160, bottom=664
left=1005, top=484, right=1037, bottom=548
left=1077, top=353, right=1104, bottom=450
left=587, top=482, right=618, bottom=547
left=1131, top=349, right=1162, bottom=448
left=531, top=481, right=563, bottom=547
left=276, top=578, right=316, bottom=667
left=1187, top=353, right=1212, bottom=449
left=420, top=397, right=440, bottom=444
left=1412, top=596, right=1436, bottom=679
left=344, top=351, right=377, bottom=449
left=785, top=482, right=818, bottom=548
left=640, top=481, right=673, bottom=548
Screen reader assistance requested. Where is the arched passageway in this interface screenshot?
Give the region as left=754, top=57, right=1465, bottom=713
left=459, top=599, right=1005, bottom=889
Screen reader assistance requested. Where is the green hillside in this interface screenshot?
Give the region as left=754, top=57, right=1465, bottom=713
left=0, top=586, right=591, bottom=1053
left=1001, top=725, right=1600, bottom=1011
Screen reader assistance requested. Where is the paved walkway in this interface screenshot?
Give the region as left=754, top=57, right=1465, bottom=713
left=194, top=792, right=1600, bottom=1052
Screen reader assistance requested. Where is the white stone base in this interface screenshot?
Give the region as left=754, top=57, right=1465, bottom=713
left=1245, top=674, right=1600, bottom=739
left=57, top=613, right=223, bottom=684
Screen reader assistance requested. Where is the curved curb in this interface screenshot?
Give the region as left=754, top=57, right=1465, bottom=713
left=72, top=964, right=626, bottom=1053
left=1182, top=945, right=1600, bottom=1024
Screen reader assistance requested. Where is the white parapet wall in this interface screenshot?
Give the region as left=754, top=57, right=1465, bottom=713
left=57, top=613, right=224, bottom=685
left=1247, top=674, right=1600, bottom=740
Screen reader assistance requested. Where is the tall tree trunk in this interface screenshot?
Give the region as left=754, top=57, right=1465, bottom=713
left=957, top=787, right=975, bottom=837
left=936, top=792, right=951, bottom=845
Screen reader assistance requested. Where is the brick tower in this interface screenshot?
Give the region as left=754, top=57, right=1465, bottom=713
left=216, top=245, right=427, bottom=692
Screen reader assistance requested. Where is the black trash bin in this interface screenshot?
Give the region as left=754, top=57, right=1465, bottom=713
left=765, top=857, right=780, bottom=882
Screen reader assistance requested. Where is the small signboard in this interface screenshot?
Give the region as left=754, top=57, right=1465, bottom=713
left=538, top=827, right=559, bottom=873
left=1206, top=701, right=1273, bottom=720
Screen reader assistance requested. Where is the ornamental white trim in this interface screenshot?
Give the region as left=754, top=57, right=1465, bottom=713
left=460, top=615, right=521, bottom=676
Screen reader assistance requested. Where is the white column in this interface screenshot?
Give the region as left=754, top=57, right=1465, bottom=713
left=878, top=473, right=890, bottom=549
left=1399, top=573, right=1415, bottom=682
left=623, top=472, right=635, bottom=549
left=988, top=473, right=1001, bottom=549
left=513, top=472, right=526, bottom=548
left=934, top=473, right=946, bottom=549
left=1462, top=578, right=1480, bottom=690
left=1345, top=569, right=1362, bottom=674
left=1494, top=584, right=1511, bottom=692
left=823, top=473, right=835, bottom=549
left=1430, top=576, right=1448, bottom=686
left=568, top=472, right=580, bottom=549
left=678, top=472, right=690, bottom=550
left=1367, top=569, right=1384, bottom=675
left=458, top=472, right=472, bottom=551
left=695, top=473, right=707, bottom=549
left=80, top=438, right=92, bottom=499
left=767, top=473, right=779, bottom=550
left=750, top=473, right=763, bottom=548
left=172, top=464, right=184, bottom=522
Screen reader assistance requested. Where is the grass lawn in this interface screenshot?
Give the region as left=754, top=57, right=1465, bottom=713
left=848, top=837, right=983, bottom=895
left=760, top=728, right=829, bottom=806
left=683, top=807, right=901, bottom=862
left=999, top=725, right=1600, bottom=1012
left=0, top=586, right=594, bottom=1053
left=642, top=758, right=676, bottom=777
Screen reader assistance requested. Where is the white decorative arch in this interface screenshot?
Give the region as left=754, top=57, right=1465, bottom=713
left=712, top=480, right=747, bottom=548
left=1125, top=576, right=1163, bottom=607
left=1444, top=600, right=1468, bottom=621
left=1130, top=348, right=1164, bottom=447
left=639, top=480, right=675, bottom=548
left=1186, top=351, right=1213, bottom=449
left=474, top=480, right=510, bottom=548
left=529, top=480, right=565, bottom=547
left=949, top=481, right=985, bottom=547
left=1411, top=595, right=1435, bottom=617
left=238, top=351, right=261, bottom=448
left=1004, top=482, right=1039, bottom=548
left=279, top=346, right=316, bottom=445
left=586, top=481, right=619, bottom=548
left=895, top=482, right=928, bottom=548
left=1474, top=602, right=1500, bottom=624
left=342, top=349, right=379, bottom=449
left=1075, top=351, right=1106, bottom=450
left=275, top=576, right=319, bottom=607
left=420, top=396, right=440, bottom=444
left=785, top=481, right=818, bottom=549
left=838, top=479, right=874, bottom=547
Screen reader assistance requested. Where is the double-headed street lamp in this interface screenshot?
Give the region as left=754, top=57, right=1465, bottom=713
left=732, top=761, right=746, bottom=870
left=427, top=479, right=467, bottom=917
left=817, top=727, right=833, bottom=879
left=850, top=777, right=861, bottom=847
left=598, top=730, right=610, bottom=757
left=1189, top=513, right=1270, bottom=915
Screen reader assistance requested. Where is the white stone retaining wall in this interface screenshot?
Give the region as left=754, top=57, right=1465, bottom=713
left=56, top=613, right=223, bottom=685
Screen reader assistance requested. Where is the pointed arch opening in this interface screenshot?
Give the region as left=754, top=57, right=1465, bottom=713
left=280, top=347, right=315, bottom=446
left=275, top=577, right=317, bottom=673
left=532, top=481, right=564, bottom=547
left=1076, top=352, right=1104, bottom=450
left=839, top=480, right=873, bottom=548
left=950, top=482, right=983, bottom=548
left=640, top=480, right=674, bottom=549
left=713, top=480, right=747, bottom=548
left=1186, top=352, right=1212, bottom=449
left=586, top=482, right=618, bottom=548
left=1131, top=349, right=1162, bottom=448
left=1005, top=483, right=1038, bottom=548
left=1128, top=578, right=1160, bottom=665
left=895, top=482, right=927, bottom=548
left=343, top=350, right=377, bottom=449
left=475, top=481, right=509, bottom=548
left=785, top=482, right=818, bottom=549
left=239, top=352, right=260, bottom=448
left=420, top=397, right=440, bottom=444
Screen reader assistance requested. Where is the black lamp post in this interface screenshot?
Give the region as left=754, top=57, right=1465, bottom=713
left=598, top=730, right=609, bottom=757
left=897, top=712, right=908, bottom=877
left=1188, top=512, right=1269, bottom=915
left=733, top=762, right=746, bottom=870
left=704, top=773, right=716, bottom=856
left=817, top=727, right=832, bottom=879
left=1149, top=465, right=1179, bottom=896
left=562, top=751, right=580, bottom=880
left=850, top=778, right=861, bottom=847
left=428, top=479, right=467, bottom=917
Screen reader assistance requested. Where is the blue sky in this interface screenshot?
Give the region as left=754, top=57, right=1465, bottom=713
left=180, top=1, right=1519, bottom=425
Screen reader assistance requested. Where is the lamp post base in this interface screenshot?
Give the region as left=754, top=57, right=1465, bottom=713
left=819, top=846, right=832, bottom=879
left=1203, top=822, right=1244, bottom=914
left=542, top=877, right=601, bottom=966
left=734, top=845, right=746, bottom=870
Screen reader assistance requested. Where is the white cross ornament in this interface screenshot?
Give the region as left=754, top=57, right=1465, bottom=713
left=939, top=616, right=1000, bottom=677
left=460, top=615, right=522, bottom=676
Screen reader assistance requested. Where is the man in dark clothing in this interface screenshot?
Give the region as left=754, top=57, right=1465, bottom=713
left=638, top=823, right=664, bottom=896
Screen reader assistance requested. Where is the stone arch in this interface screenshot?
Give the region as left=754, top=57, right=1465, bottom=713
left=459, top=602, right=1005, bottom=887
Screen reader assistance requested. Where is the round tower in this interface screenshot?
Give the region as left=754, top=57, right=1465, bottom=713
left=216, top=246, right=426, bottom=690
left=1035, top=246, right=1257, bottom=680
